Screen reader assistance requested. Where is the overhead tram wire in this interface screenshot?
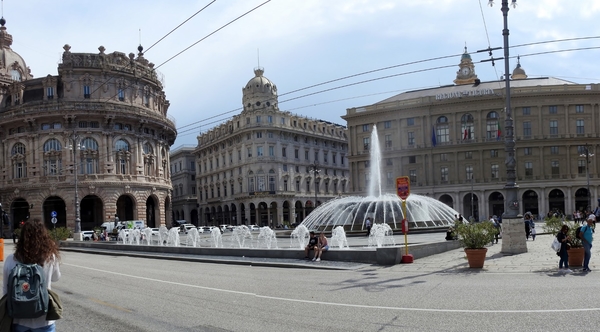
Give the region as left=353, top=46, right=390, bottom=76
left=154, top=0, right=272, bottom=71
left=176, top=43, right=600, bottom=137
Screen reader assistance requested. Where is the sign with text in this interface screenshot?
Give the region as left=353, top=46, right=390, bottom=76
left=396, top=176, right=410, bottom=200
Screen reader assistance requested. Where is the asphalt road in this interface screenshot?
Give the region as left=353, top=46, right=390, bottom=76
left=49, top=247, right=600, bottom=332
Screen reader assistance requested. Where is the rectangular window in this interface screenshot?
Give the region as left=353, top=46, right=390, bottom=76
left=282, top=147, right=287, bottom=157
left=551, top=160, right=560, bottom=175
left=549, top=105, right=557, bottom=114
left=409, top=170, right=417, bottom=183
left=256, top=132, right=262, bottom=138
left=267, top=132, right=273, bottom=138
left=386, top=158, right=393, bottom=166
left=490, top=149, right=498, bottom=158
left=522, top=106, right=531, bottom=115
left=491, top=164, right=499, bottom=179
left=523, top=121, right=531, bottom=137
left=269, top=146, right=274, bottom=156
left=525, top=162, right=533, bottom=176
left=385, top=134, right=392, bottom=148
left=268, top=115, right=273, bottom=123
left=362, top=124, right=369, bottom=132
left=364, top=161, right=370, bottom=168
left=118, top=88, right=124, bottom=101
left=440, top=153, right=448, bottom=162
left=407, top=118, right=415, bottom=126
left=524, top=147, right=532, bottom=155
left=83, top=85, right=91, bottom=98
left=550, top=146, right=559, bottom=155
left=341, top=154, right=345, bottom=165
left=257, top=146, right=263, bottom=157
left=437, top=125, right=449, bottom=143
left=323, top=152, right=328, bottom=163
left=247, top=148, right=252, bottom=158
left=384, top=120, right=391, bottom=129
left=305, top=151, right=309, bottom=160
left=466, top=165, right=473, bottom=180
left=283, top=164, right=288, bottom=171
left=246, top=117, right=250, bottom=124
left=47, top=87, right=54, bottom=99
left=465, top=151, right=472, bottom=159
left=363, top=137, right=370, bottom=150
left=314, top=151, right=319, bottom=161
left=295, top=149, right=299, bottom=159
left=441, top=167, right=448, bottom=181
left=578, top=160, right=586, bottom=175
left=576, top=105, right=584, bottom=113
left=408, top=156, right=416, bottom=164
left=408, top=132, right=414, bottom=145
left=281, top=117, right=285, bottom=125
left=549, top=120, right=558, bottom=135
left=256, top=116, right=261, bottom=123
left=576, top=119, right=585, bottom=135
left=387, top=171, right=393, bottom=185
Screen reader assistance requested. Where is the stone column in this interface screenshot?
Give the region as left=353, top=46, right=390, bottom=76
left=501, top=217, right=527, bottom=254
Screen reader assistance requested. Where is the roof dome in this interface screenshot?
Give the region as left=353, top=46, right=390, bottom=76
left=511, top=56, right=527, bottom=80
left=0, top=18, right=32, bottom=83
left=242, top=67, right=278, bottom=112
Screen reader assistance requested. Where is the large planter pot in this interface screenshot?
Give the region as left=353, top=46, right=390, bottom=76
left=464, top=248, right=488, bottom=268
left=568, top=247, right=585, bottom=267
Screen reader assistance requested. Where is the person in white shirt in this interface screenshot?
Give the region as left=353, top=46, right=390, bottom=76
left=2, top=219, right=61, bottom=332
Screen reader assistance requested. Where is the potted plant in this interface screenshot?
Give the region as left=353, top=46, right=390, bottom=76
left=455, top=221, right=497, bottom=268
left=544, top=218, right=584, bottom=267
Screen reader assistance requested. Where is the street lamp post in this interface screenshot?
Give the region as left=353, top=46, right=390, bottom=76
left=71, top=133, right=81, bottom=233
left=309, top=162, right=320, bottom=213
left=580, top=144, right=594, bottom=210
left=489, top=0, right=525, bottom=254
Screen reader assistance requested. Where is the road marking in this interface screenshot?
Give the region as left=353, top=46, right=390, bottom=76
left=64, top=262, right=600, bottom=314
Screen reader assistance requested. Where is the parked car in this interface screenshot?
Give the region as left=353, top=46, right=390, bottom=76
left=249, top=225, right=260, bottom=231
left=199, top=226, right=212, bottom=233
left=81, top=231, right=95, bottom=241
left=180, top=224, right=196, bottom=234
left=150, top=228, right=160, bottom=236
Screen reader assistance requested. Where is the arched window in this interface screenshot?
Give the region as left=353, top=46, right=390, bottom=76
left=11, top=142, right=27, bottom=179
left=257, top=170, right=266, bottom=192
left=43, top=139, right=62, bottom=175
left=461, top=113, right=474, bottom=140
left=115, top=139, right=130, bottom=174
left=80, top=137, right=99, bottom=174
left=486, top=111, right=500, bottom=140
left=436, top=116, right=449, bottom=144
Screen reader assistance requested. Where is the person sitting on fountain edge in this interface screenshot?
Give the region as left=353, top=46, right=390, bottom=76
left=304, top=231, right=318, bottom=260
left=313, top=232, right=329, bottom=262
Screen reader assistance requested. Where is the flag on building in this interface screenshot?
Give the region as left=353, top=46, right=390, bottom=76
left=463, top=128, right=468, bottom=140
left=497, top=121, right=502, bottom=141
left=432, top=125, right=437, bottom=147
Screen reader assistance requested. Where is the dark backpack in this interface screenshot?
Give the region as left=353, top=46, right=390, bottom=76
left=576, top=226, right=583, bottom=240
left=7, top=262, right=49, bottom=319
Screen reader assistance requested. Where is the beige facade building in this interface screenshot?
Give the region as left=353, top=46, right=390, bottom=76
left=170, top=145, right=198, bottom=225
left=344, top=49, right=600, bottom=220
left=0, top=19, right=176, bottom=233
left=195, top=68, right=349, bottom=227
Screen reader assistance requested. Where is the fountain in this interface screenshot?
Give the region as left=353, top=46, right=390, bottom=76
left=368, top=223, right=396, bottom=248
left=231, top=225, right=252, bottom=248
left=330, top=226, right=349, bottom=249
left=158, top=226, right=169, bottom=246
left=186, top=227, right=201, bottom=247
left=290, top=224, right=309, bottom=249
left=257, top=227, right=278, bottom=249
left=143, top=228, right=153, bottom=245
left=166, top=228, right=180, bottom=247
left=300, top=124, right=459, bottom=233
left=210, top=226, right=223, bottom=248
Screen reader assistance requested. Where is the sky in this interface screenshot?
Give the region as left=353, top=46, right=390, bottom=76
left=5, top=0, right=600, bottom=148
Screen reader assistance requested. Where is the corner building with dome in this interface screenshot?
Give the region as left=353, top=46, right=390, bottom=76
left=0, top=19, right=176, bottom=233
left=195, top=68, right=349, bottom=226
left=344, top=48, right=600, bottom=220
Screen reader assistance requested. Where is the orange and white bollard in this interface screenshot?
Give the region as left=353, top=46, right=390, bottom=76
left=0, top=238, right=4, bottom=262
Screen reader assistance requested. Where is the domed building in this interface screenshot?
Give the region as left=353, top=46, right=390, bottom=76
left=195, top=67, right=349, bottom=227
left=0, top=19, right=176, bottom=234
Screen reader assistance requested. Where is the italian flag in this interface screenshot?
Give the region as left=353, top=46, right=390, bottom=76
left=497, top=121, right=502, bottom=141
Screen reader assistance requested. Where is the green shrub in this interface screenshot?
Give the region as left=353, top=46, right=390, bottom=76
left=456, top=221, right=497, bottom=249
left=49, top=227, right=71, bottom=241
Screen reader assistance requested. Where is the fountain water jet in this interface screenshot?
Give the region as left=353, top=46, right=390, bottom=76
left=300, top=124, right=458, bottom=233
left=330, top=226, right=349, bottom=249
left=290, top=224, right=309, bottom=249
left=231, top=225, right=252, bottom=248
left=210, top=226, right=223, bottom=248
left=258, top=227, right=278, bottom=249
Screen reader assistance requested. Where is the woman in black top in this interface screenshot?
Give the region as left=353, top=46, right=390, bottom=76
left=557, top=225, right=572, bottom=273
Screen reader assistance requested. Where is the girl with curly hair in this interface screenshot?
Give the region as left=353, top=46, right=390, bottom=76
left=2, top=219, right=61, bottom=331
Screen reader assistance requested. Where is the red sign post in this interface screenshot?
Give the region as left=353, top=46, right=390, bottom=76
left=396, top=176, right=413, bottom=263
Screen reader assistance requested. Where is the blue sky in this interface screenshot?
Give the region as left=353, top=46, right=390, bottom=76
left=6, top=0, right=600, bottom=148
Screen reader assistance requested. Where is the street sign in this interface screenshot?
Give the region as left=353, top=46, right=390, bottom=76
left=51, top=211, right=57, bottom=218
left=51, top=217, right=57, bottom=224
left=396, top=176, right=410, bottom=200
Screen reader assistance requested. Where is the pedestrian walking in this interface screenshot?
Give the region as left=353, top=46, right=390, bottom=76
left=365, top=217, right=372, bottom=236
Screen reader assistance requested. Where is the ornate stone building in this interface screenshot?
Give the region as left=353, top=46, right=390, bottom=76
left=170, top=145, right=198, bottom=225
left=344, top=48, right=600, bottom=220
left=195, top=67, right=349, bottom=227
left=0, top=19, right=176, bottom=233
